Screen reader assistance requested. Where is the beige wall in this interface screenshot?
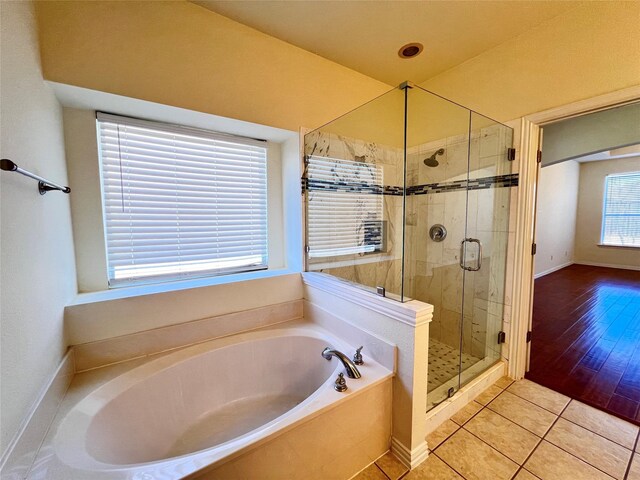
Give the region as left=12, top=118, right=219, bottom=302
left=0, top=1, right=77, bottom=454
left=420, top=2, right=640, bottom=122
left=575, top=157, right=640, bottom=269
left=35, top=1, right=390, bottom=133
left=534, top=160, right=580, bottom=277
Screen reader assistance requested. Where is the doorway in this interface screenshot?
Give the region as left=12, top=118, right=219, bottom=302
left=523, top=102, right=640, bottom=423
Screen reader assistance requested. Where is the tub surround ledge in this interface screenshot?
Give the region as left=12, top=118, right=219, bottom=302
left=302, top=272, right=434, bottom=327
left=0, top=350, right=75, bottom=480
left=72, top=299, right=303, bottom=372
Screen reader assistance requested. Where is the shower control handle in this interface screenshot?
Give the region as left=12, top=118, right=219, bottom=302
left=459, top=238, right=482, bottom=272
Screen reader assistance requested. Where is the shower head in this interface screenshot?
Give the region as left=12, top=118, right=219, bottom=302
left=423, top=148, right=445, bottom=167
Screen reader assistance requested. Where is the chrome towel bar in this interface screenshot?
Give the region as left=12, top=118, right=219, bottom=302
left=1, top=158, right=70, bottom=195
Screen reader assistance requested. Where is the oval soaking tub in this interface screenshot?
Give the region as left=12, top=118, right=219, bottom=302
left=52, top=324, right=391, bottom=479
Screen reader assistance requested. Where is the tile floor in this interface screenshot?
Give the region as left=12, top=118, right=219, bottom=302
left=355, top=378, right=640, bottom=480
left=428, top=339, right=482, bottom=393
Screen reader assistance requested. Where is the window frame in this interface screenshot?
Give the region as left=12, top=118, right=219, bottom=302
left=96, top=112, right=270, bottom=288
left=600, top=171, right=640, bottom=248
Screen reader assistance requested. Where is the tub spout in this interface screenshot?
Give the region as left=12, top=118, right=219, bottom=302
left=322, top=347, right=362, bottom=379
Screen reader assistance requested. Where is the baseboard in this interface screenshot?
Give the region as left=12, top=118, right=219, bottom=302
left=390, top=437, right=429, bottom=470
left=534, top=261, right=574, bottom=279
left=0, top=350, right=74, bottom=478
left=574, top=261, right=640, bottom=271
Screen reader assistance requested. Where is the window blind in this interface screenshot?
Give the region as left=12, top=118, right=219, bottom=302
left=601, top=172, right=640, bottom=247
left=97, top=112, right=268, bottom=287
left=306, top=155, right=384, bottom=258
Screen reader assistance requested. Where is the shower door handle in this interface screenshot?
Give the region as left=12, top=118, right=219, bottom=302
left=459, top=238, right=482, bottom=272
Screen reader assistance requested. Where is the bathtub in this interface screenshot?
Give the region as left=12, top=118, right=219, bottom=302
left=51, top=324, right=393, bottom=479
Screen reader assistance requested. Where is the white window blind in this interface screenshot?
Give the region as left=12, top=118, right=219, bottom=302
left=97, top=112, right=268, bottom=287
left=601, top=171, right=640, bottom=247
left=306, top=156, right=384, bottom=258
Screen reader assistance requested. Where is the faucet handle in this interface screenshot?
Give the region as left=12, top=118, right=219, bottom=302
left=334, top=373, right=348, bottom=392
left=353, top=346, right=364, bottom=365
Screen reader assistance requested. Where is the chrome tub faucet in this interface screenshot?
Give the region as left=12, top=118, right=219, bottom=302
left=322, top=347, right=362, bottom=379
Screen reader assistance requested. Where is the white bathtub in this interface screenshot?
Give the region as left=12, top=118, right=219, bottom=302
left=51, top=324, right=392, bottom=479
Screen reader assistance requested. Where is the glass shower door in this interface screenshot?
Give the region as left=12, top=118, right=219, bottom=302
left=405, top=86, right=473, bottom=409
left=458, top=113, right=514, bottom=389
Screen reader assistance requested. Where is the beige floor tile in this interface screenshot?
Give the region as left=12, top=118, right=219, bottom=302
left=524, top=441, right=614, bottom=480
left=487, top=391, right=557, bottom=437
left=561, top=400, right=639, bottom=450
left=464, top=408, right=541, bottom=464
left=506, top=379, right=570, bottom=414
left=375, top=452, right=408, bottom=480
left=514, top=469, right=541, bottom=479
left=494, top=376, right=515, bottom=389
left=545, top=418, right=631, bottom=479
left=404, top=454, right=462, bottom=479
left=628, top=453, right=640, bottom=480
left=427, top=420, right=459, bottom=450
left=352, top=463, right=388, bottom=480
left=475, top=384, right=503, bottom=405
left=450, top=401, right=483, bottom=426
left=435, top=429, right=519, bottom=480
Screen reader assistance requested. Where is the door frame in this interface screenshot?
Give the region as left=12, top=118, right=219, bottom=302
left=507, top=85, right=640, bottom=380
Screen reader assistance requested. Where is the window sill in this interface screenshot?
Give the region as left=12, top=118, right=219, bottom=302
left=597, top=244, right=640, bottom=249
left=68, top=268, right=298, bottom=306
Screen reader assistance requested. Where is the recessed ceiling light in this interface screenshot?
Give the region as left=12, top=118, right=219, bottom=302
left=398, top=43, right=423, bottom=59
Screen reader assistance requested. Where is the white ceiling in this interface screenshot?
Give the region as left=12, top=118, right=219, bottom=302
left=192, top=0, right=582, bottom=86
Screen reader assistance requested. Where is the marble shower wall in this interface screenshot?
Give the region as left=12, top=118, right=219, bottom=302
left=405, top=124, right=514, bottom=363
left=304, top=129, right=405, bottom=297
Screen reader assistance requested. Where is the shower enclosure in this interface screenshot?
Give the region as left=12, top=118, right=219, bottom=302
left=303, top=83, right=515, bottom=410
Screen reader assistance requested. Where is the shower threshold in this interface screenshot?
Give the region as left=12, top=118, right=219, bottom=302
left=427, top=338, right=499, bottom=411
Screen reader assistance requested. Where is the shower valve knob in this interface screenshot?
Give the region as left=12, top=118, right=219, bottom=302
left=353, top=346, right=364, bottom=365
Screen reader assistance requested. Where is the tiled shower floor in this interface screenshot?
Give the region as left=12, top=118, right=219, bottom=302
left=428, top=338, right=482, bottom=393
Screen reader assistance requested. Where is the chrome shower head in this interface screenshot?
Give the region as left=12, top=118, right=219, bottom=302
left=423, top=148, right=445, bottom=167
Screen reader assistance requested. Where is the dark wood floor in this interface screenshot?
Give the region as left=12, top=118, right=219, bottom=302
left=526, top=264, right=640, bottom=425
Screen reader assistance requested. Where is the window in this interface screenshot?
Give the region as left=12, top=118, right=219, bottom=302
left=97, top=113, right=268, bottom=287
left=306, top=155, right=385, bottom=258
left=601, top=172, right=640, bottom=247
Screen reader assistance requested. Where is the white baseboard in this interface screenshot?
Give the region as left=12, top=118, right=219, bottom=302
left=575, top=261, right=640, bottom=271
left=0, top=351, right=74, bottom=478
left=534, top=261, right=574, bottom=279
left=391, top=436, right=429, bottom=470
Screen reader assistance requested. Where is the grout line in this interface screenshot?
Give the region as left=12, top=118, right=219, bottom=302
left=535, top=400, right=626, bottom=480
left=432, top=390, right=520, bottom=479
left=503, top=384, right=570, bottom=416
left=374, top=462, right=392, bottom=480
left=488, top=392, right=637, bottom=451
left=485, top=391, right=555, bottom=438
left=428, top=422, right=461, bottom=450
left=623, top=429, right=640, bottom=480
left=509, top=400, right=571, bottom=479
left=432, top=448, right=476, bottom=480
left=461, top=422, right=534, bottom=467
left=543, top=439, right=621, bottom=479
left=431, top=379, right=638, bottom=480
left=557, top=412, right=637, bottom=452
left=450, top=401, right=486, bottom=428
